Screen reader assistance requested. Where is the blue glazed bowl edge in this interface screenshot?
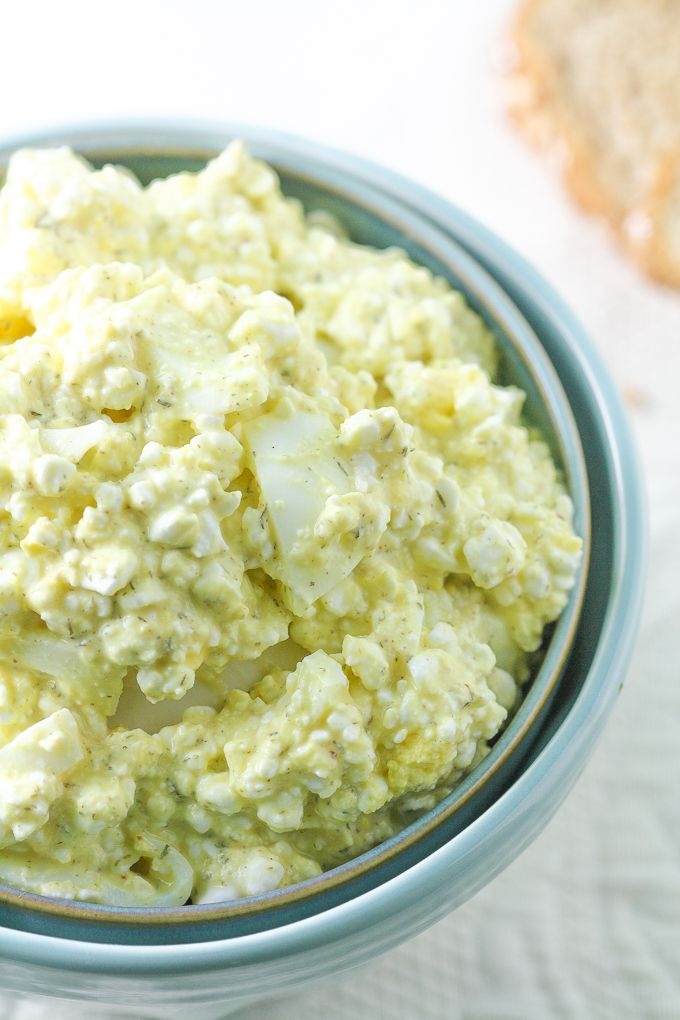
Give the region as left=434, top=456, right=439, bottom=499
left=0, top=121, right=647, bottom=985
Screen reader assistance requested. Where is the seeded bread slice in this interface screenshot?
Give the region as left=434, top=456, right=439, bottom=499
left=507, top=0, right=680, bottom=288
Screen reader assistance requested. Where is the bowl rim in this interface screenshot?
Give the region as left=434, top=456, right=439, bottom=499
left=0, top=127, right=590, bottom=927
left=0, top=121, right=645, bottom=973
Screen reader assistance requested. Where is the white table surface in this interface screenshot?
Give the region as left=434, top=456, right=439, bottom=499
left=1, top=2, right=679, bottom=1018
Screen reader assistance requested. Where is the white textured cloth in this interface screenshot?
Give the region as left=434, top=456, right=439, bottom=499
left=1, top=2, right=678, bottom=1018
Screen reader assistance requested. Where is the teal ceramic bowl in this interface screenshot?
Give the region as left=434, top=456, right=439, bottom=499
left=0, top=123, right=645, bottom=1017
left=0, top=126, right=590, bottom=940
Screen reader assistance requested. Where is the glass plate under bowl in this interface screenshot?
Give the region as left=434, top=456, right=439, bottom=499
left=0, top=127, right=589, bottom=942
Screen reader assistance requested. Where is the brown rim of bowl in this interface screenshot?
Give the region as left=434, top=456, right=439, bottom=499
left=0, top=141, right=591, bottom=924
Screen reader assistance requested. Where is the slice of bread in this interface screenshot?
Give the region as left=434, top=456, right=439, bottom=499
left=507, top=0, right=680, bottom=287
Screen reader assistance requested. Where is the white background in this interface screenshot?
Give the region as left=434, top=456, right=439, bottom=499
left=1, top=2, right=679, bottom=1018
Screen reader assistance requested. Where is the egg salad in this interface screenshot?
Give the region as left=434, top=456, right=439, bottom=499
left=0, top=143, right=582, bottom=907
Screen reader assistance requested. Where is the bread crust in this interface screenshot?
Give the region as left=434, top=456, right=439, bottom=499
left=630, top=150, right=680, bottom=289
